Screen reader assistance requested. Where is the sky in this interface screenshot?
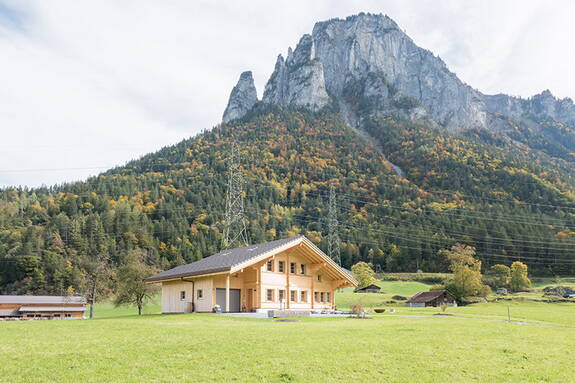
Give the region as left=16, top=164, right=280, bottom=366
left=0, top=0, right=574, bottom=188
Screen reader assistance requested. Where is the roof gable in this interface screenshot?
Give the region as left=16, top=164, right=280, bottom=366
left=146, top=235, right=358, bottom=286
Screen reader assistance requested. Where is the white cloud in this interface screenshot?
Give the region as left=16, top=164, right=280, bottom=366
left=0, top=0, right=573, bottom=187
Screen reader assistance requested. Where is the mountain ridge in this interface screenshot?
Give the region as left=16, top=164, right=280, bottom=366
left=224, top=12, right=575, bottom=137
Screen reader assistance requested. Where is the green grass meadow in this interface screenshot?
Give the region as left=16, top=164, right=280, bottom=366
left=1, top=280, right=574, bottom=383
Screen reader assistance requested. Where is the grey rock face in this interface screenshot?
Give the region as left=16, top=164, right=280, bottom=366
left=485, top=90, right=575, bottom=124
left=312, top=14, right=486, bottom=130
left=263, top=13, right=487, bottom=130
left=222, top=71, right=258, bottom=123
left=263, top=35, right=330, bottom=111
left=228, top=13, right=573, bottom=132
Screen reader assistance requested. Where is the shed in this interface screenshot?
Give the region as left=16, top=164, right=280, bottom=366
left=354, top=284, right=381, bottom=293
left=0, top=295, right=86, bottom=320
left=406, top=290, right=457, bottom=307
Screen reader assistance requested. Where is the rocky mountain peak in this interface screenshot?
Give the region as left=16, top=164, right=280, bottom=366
left=223, top=12, right=573, bottom=131
left=222, top=71, right=258, bottom=123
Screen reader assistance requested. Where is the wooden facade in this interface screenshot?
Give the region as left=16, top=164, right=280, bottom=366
left=152, top=237, right=357, bottom=313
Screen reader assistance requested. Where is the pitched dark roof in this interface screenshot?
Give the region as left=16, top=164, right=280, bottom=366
left=407, top=290, right=454, bottom=303
left=0, top=295, right=86, bottom=304
left=355, top=284, right=381, bottom=291
left=146, top=236, right=303, bottom=282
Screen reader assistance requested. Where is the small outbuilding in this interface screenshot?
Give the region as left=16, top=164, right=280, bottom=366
left=354, top=284, right=381, bottom=294
left=406, top=290, right=457, bottom=308
left=0, top=295, right=86, bottom=320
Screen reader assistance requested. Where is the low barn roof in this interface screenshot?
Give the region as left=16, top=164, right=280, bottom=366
left=19, top=306, right=86, bottom=312
left=0, top=309, right=20, bottom=316
left=146, top=236, right=303, bottom=282
left=407, top=290, right=454, bottom=303
left=355, top=284, right=381, bottom=291
left=0, top=295, right=86, bottom=305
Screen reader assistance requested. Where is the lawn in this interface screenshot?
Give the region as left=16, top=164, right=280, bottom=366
left=1, top=310, right=574, bottom=383
left=2, top=279, right=575, bottom=382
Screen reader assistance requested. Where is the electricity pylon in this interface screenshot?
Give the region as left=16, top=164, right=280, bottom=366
left=222, top=143, right=249, bottom=249
left=327, top=183, right=341, bottom=265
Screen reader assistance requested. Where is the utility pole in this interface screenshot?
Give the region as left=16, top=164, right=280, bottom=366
left=327, top=183, right=341, bottom=265
left=222, top=143, right=249, bottom=249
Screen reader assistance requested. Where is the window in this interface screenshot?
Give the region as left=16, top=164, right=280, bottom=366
left=317, top=274, right=322, bottom=282
left=197, top=289, right=203, bottom=299
left=290, top=262, right=296, bottom=274
left=326, top=292, right=331, bottom=303
left=278, top=289, right=285, bottom=302
left=65, top=313, right=72, bottom=318
left=266, top=289, right=274, bottom=302
left=314, top=292, right=319, bottom=303
left=320, top=292, right=325, bottom=302
left=300, top=291, right=307, bottom=303
left=180, top=291, right=186, bottom=301
left=290, top=290, right=297, bottom=302
left=278, top=261, right=285, bottom=273
left=266, top=260, right=273, bottom=272
left=300, top=264, right=306, bottom=275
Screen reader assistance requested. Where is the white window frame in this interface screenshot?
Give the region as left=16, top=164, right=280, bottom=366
left=278, top=260, right=285, bottom=273
left=266, top=260, right=274, bottom=272
left=300, top=290, right=307, bottom=303
left=197, top=289, right=203, bottom=299
left=180, top=291, right=186, bottom=301
left=290, top=290, right=297, bottom=302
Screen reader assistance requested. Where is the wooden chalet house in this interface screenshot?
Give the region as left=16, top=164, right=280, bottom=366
left=146, top=236, right=357, bottom=313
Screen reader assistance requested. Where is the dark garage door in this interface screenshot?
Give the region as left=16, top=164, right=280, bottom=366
left=216, top=288, right=241, bottom=312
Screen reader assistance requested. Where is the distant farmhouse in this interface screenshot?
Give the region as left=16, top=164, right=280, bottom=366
left=0, top=296, right=86, bottom=320
left=354, top=284, right=381, bottom=293
left=146, top=236, right=357, bottom=313
left=407, top=290, right=457, bottom=308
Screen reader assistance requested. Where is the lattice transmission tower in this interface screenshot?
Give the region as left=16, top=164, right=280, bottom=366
left=222, top=143, right=249, bottom=249
left=327, top=183, right=341, bottom=265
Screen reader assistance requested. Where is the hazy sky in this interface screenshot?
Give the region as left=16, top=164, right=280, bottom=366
left=1, top=0, right=574, bottom=187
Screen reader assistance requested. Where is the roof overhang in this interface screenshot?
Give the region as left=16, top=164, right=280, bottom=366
left=145, top=236, right=358, bottom=287
left=231, top=236, right=358, bottom=287
left=145, top=269, right=230, bottom=284
left=18, top=306, right=86, bottom=312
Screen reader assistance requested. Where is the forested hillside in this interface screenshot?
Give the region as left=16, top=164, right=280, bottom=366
left=1, top=105, right=575, bottom=295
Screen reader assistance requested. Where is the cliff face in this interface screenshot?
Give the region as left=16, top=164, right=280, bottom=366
left=310, top=14, right=487, bottom=130
left=223, top=13, right=574, bottom=135
left=222, top=71, right=258, bottom=123
left=262, top=35, right=330, bottom=111
left=484, top=90, right=575, bottom=123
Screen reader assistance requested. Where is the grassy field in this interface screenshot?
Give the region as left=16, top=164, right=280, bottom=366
left=2, top=310, right=574, bottom=382
left=2, top=280, right=575, bottom=382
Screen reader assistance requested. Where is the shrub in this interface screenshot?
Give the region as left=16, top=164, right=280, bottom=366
left=429, top=284, right=445, bottom=291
